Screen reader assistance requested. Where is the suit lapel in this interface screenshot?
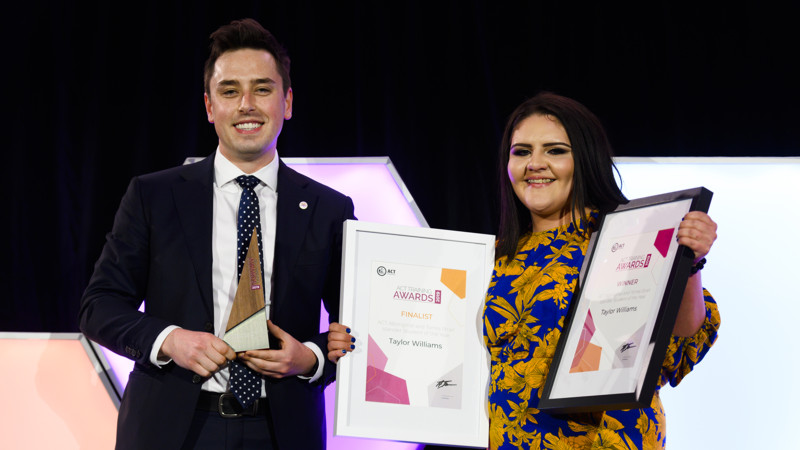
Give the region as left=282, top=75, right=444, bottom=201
left=274, top=161, right=317, bottom=317
left=172, top=154, right=215, bottom=319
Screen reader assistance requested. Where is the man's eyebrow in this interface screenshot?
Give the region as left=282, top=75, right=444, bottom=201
left=216, top=78, right=277, bottom=89
left=251, top=78, right=276, bottom=85
left=216, top=79, right=241, bottom=89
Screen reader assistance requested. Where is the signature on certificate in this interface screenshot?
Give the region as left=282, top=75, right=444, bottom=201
left=620, top=342, right=637, bottom=353
left=435, top=379, right=457, bottom=389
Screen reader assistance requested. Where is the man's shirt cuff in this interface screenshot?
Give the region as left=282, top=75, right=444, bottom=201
left=297, top=341, right=324, bottom=382
left=149, top=325, right=180, bottom=367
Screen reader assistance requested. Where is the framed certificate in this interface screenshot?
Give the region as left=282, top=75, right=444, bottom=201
left=334, top=220, right=495, bottom=447
left=538, top=187, right=713, bottom=414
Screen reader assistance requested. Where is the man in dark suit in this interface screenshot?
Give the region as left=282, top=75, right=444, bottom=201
left=79, top=18, right=354, bottom=449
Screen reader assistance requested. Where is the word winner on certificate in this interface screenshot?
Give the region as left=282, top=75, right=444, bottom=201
left=570, top=226, right=676, bottom=374
left=365, top=261, right=467, bottom=410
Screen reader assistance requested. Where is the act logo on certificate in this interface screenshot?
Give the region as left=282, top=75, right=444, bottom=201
left=365, top=261, right=467, bottom=409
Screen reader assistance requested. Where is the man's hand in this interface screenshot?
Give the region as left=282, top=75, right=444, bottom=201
left=327, top=322, right=355, bottom=364
left=160, top=328, right=236, bottom=377
left=237, top=320, right=317, bottom=378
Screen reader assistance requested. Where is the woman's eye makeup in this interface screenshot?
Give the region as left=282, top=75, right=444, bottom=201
left=546, top=147, right=569, bottom=155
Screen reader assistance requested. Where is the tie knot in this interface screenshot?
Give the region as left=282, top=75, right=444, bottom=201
left=236, top=175, right=260, bottom=190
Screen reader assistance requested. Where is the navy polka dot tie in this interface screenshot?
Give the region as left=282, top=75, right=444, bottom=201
left=230, top=175, right=264, bottom=408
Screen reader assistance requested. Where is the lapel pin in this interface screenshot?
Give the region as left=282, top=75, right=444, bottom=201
left=299, top=201, right=308, bottom=210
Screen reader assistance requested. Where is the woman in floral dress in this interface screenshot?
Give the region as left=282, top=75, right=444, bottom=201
left=484, top=92, right=720, bottom=450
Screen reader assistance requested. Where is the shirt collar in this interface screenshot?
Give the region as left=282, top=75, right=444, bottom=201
left=213, top=148, right=280, bottom=191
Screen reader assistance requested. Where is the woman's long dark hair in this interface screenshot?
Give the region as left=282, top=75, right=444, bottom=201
left=496, top=92, right=628, bottom=260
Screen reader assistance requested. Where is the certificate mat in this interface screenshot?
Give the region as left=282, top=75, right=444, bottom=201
left=334, top=221, right=494, bottom=447
left=538, top=187, right=712, bottom=414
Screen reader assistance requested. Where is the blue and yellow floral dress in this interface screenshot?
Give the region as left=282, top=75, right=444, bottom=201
left=483, top=212, right=720, bottom=449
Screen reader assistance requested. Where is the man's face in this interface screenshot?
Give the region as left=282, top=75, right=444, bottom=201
left=204, top=48, right=293, bottom=166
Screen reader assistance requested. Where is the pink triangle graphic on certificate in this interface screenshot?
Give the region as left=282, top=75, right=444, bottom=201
left=653, top=228, right=675, bottom=258
left=570, top=308, right=602, bottom=373
left=365, top=335, right=410, bottom=405
left=367, top=334, right=388, bottom=370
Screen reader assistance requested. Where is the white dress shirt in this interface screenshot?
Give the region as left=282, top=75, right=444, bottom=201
left=150, top=150, right=323, bottom=395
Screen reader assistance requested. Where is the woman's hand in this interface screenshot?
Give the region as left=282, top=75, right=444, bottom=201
left=676, top=211, right=717, bottom=263
left=327, top=322, right=356, bottom=364
left=673, top=212, right=718, bottom=336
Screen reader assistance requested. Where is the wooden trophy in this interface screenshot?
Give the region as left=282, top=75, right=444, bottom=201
left=223, top=229, right=270, bottom=351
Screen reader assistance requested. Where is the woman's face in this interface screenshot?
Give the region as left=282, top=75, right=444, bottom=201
left=507, top=114, right=575, bottom=231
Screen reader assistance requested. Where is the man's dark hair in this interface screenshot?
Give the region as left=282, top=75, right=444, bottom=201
left=203, top=18, right=292, bottom=94
left=495, top=92, right=628, bottom=261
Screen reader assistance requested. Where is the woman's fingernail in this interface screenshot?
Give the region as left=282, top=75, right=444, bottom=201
left=346, top=328, right=351, bottom=333
left=350, top=344, right=355, bottom=349
left=351, top=337, right=356, bottom=343
left=342, top=349, right=347, bottom=354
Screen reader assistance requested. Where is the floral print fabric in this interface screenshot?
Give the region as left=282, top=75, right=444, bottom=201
left=484, top=213, right=720, bottom=449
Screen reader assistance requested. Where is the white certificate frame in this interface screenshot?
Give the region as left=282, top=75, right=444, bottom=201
left=334, top=220, right=495, bottom=447
left=538, top=187, right=713, bottom=414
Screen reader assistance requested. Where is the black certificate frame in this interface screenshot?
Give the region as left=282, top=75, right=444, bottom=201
left=538, top=187, right=713, bottom=414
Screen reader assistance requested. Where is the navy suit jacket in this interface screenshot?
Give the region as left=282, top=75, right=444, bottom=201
left=80, top=153, right=355, bottom=449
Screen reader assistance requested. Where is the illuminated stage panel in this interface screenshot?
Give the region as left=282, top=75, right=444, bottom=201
left=614, top=157, right=800, bottom=450
left=0, top=333, right=117, bottom=450
left=103, top=344, right=133, bottom=396
left=284, top=157, right=427, bottom=227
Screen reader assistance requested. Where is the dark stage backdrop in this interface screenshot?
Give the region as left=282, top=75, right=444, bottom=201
left=2, top=2, right=797, bottom=336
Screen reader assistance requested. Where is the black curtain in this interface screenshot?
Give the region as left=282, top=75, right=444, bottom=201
left=2, top=1, right=797, bottom=335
